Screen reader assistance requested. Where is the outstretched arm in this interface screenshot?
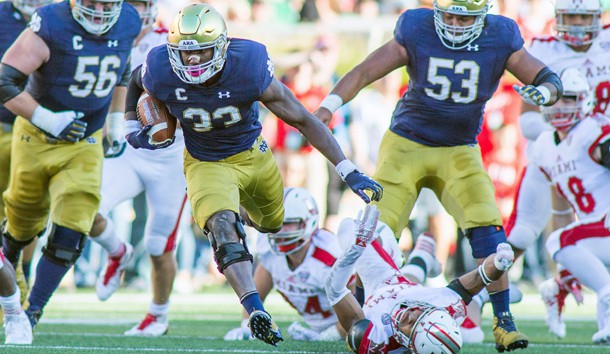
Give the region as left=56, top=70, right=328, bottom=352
left=325, top=205, right=380, bottom=332
left=508, top=48, right=562, bottom=107
left=315, top=39, right=408, bottom=126
left=260, top=79, right=382, bottom=203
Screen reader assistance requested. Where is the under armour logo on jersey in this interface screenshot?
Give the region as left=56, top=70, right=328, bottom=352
left=259, top=140, right=268, bottom=153
left=466, top=44, right=479, bottom=52
left=267, top=59, right=275, bottom=77
left=28, top=12, right=41, bottom=33
left=108, top=40, right=119, bottom=48
left=218, top=91, right=231, bottom=99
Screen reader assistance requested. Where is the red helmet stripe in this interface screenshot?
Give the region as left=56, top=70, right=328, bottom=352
left=429, top=322, right=461, bottom=354
left=358, top=322, right=374, bottom=354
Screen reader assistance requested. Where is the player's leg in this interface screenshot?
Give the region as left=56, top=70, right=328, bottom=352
left=440, top=143, right=528, bottom=352
left=185, top=138, right=283, bottom=346
left=125, top=164, right=187, bottom=336
left=545, top=217, right=610, bottom=343
left=25, top=131, right=103, bottom=328
left=91, top=152, right=143, bottom=301
left=0, top=252, right=32, bottom=345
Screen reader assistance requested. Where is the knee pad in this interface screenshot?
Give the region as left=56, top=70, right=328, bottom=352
left=208, top=215, right=252, bottom=273
left=41, top=224, right=87, bottom=267
left=1, top=219, right=39, bottom=267
left=464, top=225, right=507, bottom=259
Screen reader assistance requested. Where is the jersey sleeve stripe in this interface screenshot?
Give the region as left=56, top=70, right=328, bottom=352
left=312, top=247, right=336, bottom=267
left=371, top=239, right=399, bottom=270
left=588, top=124, right=610, bottom=161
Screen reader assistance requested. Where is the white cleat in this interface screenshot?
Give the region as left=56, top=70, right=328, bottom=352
left=124, top=313, right=169, bottom=337
left=592, top=328, right=610, bottom=344
left=459, top=317, right=484, bottom=344
left=4, top=312, right=33, bottom=345
left=96, top=243, right=134, bottom=301
left=539, top=278, right=566, bottom=339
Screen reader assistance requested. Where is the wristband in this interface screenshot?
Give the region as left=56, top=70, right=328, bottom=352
left=124, top=119, right=140, bottom=135
left=319, top=94, right=343, bottom=113
left=335, top=159, right=358, bottom=181
left=107, top=112, right=124, bottom=135
left=537, top=85, right=551, bottom=105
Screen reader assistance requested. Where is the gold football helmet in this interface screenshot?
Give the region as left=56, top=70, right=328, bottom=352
left=167, top=4, right=229, bottom=84
left=125, top=0, right=157, bottom=28
left=433, top=0, right=490, bottom=50
left=12, top=0, right=54, bottom=17
left=70, top=0, right=123, bottom=35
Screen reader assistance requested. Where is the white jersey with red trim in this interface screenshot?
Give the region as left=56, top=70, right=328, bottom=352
left=131, top=26, right=167, bottom=68
left=360, top=282, right=466, bottom=353
left=529, top=27, right=610, bottom=116
left=258, top=229, right=341, bottom=332
left=531, top=115, right=610, bottom=220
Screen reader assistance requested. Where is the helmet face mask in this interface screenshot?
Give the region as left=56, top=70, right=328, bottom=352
left=167, top=4, right=229, bottom=85
left=542, top=68, right=594, bottom=132
left=125, top=0, right=157, bottom=28
left=70, top=0, right=123, bottom=35
left=12, top=0, right=54, bottom=17
left=268, top=188, right=319, bottom=256
left=391, top=301, right=462, bottom=353
left=554, top=0, right=602, bottom=46
left=433, top=0, right=489, bottom=50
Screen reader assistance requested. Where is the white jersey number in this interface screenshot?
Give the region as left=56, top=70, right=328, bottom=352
left=69, top=55, right=121, bottom=98
left=183, top=106, right=242, bottom=132
left=425, top=57, right=479, bottom=104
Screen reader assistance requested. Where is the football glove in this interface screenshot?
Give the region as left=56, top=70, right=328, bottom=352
left=336, top=160, right=383, bottom=203
left=31, top=105, right=87, bottom=142
left=125, top=122, right=174, bottom=150
left=513, top=84, right=551, bottom=106
left=104, top=112, right=126, bottom=158
left=354, top=204, right=380, bottom=248
left=493, top=243, right=515, bottom=271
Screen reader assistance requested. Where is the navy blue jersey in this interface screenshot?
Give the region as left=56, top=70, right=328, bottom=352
left=26, top=2, right=140, bottom=137
left=142, top=38, right=274, bottom=161
left=391, top=9, right=524, bottom=147
left=0, top=2, right=28, bottom=124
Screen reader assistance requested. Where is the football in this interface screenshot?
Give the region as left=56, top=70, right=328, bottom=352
left=136, top=91, right=177, bottom=144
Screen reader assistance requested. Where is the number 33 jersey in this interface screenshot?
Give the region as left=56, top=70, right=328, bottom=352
left=530, top=115, right=610, bottom=220
left=390, top=8, right=524, bottom=147
left=26, top=2, right=140, bottom=138
left=529, top=27, right=610, bottom=116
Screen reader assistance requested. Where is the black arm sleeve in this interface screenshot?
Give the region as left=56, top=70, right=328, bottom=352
left=532, top=67, right=563, bottom=106
left=117, top=57, right=132, bottom=87
left=600, top=139, right=610, bottom=169
left=125, top=64, right=145, bottom=113
left=0, top=63, right=27, bottom=103
left=447, top=278, right=473, bottom=305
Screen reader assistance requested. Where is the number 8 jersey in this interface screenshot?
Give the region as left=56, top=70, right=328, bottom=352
left=26, top=2, right=140, bottom=138
left=530, top=115, right=610, bottom=220
left=391, top=8, right=524, bottom=147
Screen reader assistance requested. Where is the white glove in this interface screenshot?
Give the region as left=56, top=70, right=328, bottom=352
left=31, top=105, right=86, bottom=141
left=287, top=321, right=320, bottom=341
left=223, top=319, right=252, bottom=341
left=493, top=243, right=515, bottom=271
left=104, top=112, right=126, bottom=157
left=354, top=204, right=380, bottom=248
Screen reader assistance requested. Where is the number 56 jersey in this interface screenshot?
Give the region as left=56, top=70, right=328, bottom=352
left=26, top=2, right=140, bottom=138
left=530, top=115, right=610, bottom=220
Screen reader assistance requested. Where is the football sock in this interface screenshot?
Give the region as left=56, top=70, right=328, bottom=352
left=0, top=288, right=22, bottom=315
left=28, top=255, right=71, bottom=310
left=149, top=302, right=170, bottom=316
left=240, top=291, right=265, bottom=315
left=555, top=244, right=610, bottom=293
left=93, top=220, right=124, bottom=257
left=489, top=289, right=510, bottom=317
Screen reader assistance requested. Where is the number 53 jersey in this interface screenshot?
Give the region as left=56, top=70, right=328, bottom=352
left=530, top=115, right=610, bottom=220
left=26, top=2, right=140, bottom=138
left=391, top=8, right=524, bottom=147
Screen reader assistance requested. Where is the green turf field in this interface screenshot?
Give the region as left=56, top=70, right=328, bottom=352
left=1, top=288, right=607, bottom=353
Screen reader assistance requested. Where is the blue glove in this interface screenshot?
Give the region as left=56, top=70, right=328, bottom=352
left=57, top=119, right=87, bottom=142
left=513, top=84, right=550, bottom=106
left=126, top=125, right=174, bottom=150
left=345, top=170, right=383, bottom=203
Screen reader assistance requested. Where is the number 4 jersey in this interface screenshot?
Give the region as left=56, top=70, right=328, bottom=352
left=530, top=115, right=610, bottom=220
left=390, top=8, right=524, bottom=147
left=26, top=2, right=140, bottom=138
left=529, top=26, right=610, bottom=116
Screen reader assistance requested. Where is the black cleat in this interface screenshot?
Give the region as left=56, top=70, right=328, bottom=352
left=248, top=310, right=283, bottom=346
left=25, top=306, right=43, bottom=330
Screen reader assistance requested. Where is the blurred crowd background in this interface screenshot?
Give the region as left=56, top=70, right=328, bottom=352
left=17, top=0, right=610, bottom=294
